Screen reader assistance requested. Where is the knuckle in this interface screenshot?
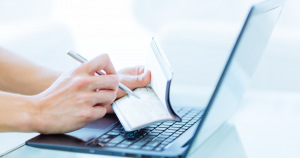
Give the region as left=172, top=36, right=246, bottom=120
left=105, top=92, right=116, bottom=103
left=81, top=109, right=94, bottom=120
left=111, top=92, right=117, bottom=101
left=72, top=76, right=89, bottom=88
left=79, top=94, right=92, bottom=104
left=98, top=106, right=107, bottom=117
left=111, top=75, right=119, bottom=85
left=102, top=53, right=109, bottom=58
left=101, top=53, right=110, bottom=62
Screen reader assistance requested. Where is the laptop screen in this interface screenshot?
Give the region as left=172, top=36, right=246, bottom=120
left=186, top=1, right=284, bottom=157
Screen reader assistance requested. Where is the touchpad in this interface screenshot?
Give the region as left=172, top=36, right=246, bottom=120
left=66, top=114, right=119, bottom=142
left=85, top=114, right=119, bottom=129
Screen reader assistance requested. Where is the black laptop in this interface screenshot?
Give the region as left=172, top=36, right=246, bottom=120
left=26, top=1, right=285, bottom=157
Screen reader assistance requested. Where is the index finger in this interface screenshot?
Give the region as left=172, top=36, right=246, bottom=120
left=83, top=53, right=116, bottom=76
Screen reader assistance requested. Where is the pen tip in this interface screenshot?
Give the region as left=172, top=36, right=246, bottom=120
left=134, top=95, right=141, bottom=99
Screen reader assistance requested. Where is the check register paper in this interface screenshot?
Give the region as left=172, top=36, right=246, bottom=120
left=112, top=38, right=180, bottom=131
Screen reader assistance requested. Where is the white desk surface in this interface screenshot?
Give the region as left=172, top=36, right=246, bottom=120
left=1, top=89, right=300, bottom=158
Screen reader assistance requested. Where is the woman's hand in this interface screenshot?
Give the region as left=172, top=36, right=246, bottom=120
left=30, top=54, right=119, bottom=134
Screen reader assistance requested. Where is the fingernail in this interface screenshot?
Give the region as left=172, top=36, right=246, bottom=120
left=142, top=73, right=147, bottom=79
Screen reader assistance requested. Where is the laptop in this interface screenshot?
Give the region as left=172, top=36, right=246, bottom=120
left=26, top=0, right=285, bottom=157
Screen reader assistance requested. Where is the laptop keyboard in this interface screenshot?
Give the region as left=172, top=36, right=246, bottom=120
left=88, top=108, right=203, bottom=151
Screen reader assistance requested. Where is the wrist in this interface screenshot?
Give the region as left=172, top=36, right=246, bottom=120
left=0, top=92, right=42, bottom=133
left=24, top=95, right=45, bottom=133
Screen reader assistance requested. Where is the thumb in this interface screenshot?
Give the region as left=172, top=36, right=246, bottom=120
left=131, top=70, right=151, bottom=88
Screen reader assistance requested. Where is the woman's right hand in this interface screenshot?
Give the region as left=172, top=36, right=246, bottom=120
left=29, top=54, right=119, bottom=134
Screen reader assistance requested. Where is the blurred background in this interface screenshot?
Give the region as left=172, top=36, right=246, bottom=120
left=0, top=0, right=299, bottom=107
left=0, top=0, right=300, bottom=157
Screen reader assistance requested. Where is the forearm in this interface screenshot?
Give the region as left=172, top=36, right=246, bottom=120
left=0, top=47, right=62, bottom=95
left=0, top=91, right=37, bottom=132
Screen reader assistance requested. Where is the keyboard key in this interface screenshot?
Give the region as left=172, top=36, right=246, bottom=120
left=155, top=127, right=167, bottom=131
left=150, top=138, right=164, bottom=142
left=129, top=145, right=142, bottom=149
left=178, top=129, right=186, bottom=132
left=154, top=138, right=166, bottom=142
left=145, top=141, right=161, bottom=147
left=172, top=134, right=180, bottom=137
left=174, top=122, right=186, bottom=125
left=121, top=140, right=136, bottom=145
left=163, top=129, right=175, bottom=132
left=161, top=141, right=171, bottom=145
left=164, top=121, right=176, bottom=123
left=186, top=121, right=194, bottom=125
left=139, top=135, right=145, bottom=139
left=107, top=132, right=120, bottom=136
left=163, top=139, right=173, bottom=143
left=185, top=113, right=197, bottom=116
left=197, top=114, right=203, bottom=117
left=168, top=136, right=178, bottom=139
left=155, top=135, right=169, bottom=139
left=99, top=138, right=110, bottom=143
left=167, top=137, right=176, bottom=140
left=149, top=132, right=160, bottom=136
left=164, top=129, right=177, bottom=133
left=116, top=144, right=129, bottom=148
left=182, top=116, right=193, bottom=119
left=168, top=127, right=180, bottom=130
left=162, top=122, right=174, bottom=125
left=158, top=125, right=170, bottom=128
left=171, top=125, right=183, bottom=128
left=161, top=132, right=173, bottom=136
left=175, top=131, right=183, bottom=135
left=110, top=135, right=125, bottom=144
left=140, top=136, right=155, bottom=142
left=105, top=143, right=116, bottom=147
left=143, top=135, right=156, bottom=140
left=100, top=135, right=109, bottom=138
left=182, top=127, right=189, bottom=130
left=142, top=146, right=154, bottom=150
left=151, top=130, right=163, bottom=133
left=133, top=141, right=148, bottom=146
left=155, top=135, right=169, bottom=138
left=157, top=144, right=166, bottom=148
left=154, top=147, right=163, bottom=151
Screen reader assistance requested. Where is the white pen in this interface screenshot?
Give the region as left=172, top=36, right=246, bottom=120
left=67, top=50, right=141, bottom=99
